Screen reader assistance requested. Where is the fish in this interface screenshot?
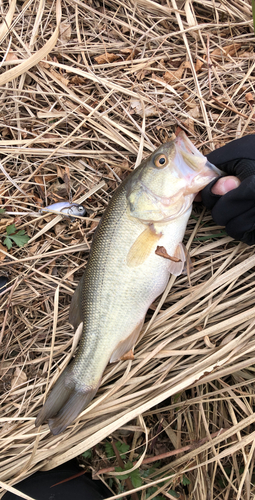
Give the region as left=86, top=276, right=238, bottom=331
left=35, top=131, right=221, bottom=435
left=40, top=202, right=86, bottom=218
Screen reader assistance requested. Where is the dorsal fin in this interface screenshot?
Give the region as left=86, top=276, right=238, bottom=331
left=69, top=275, right=84, bottom=330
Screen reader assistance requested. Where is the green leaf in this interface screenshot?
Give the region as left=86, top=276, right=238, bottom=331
left=82, top=449, right=92, bottom=459
left=6, top=224, right=16, bottom=236
left=115, top=467, right=130, bottom=480
left=0, top=208, right=5, bottom=214
left=141, top=468, right=156, bottom=478
left=115, top=461, right=133, bottom=481
left=115, top=461, right=143, bottom=488
left=123, top=461, right=133, bottom=470
left=130, top=469, right=142, bottom=488
left=3, top=236, right=12, bottom=250
left=105, top=441, right=130, bottom=459
left=3, top=224, right=30, bottom=249
left=105, top=442, right=114, bottom=458
left=10, top=231, right=30, bottom=247
left=116, top=442, right=130, bottom=459
left=194, top=232, right=227, bottom=242
left=182, top=475, right=190, bottom=486
left=167, top=490, right=179, bottom=498
left=146, top=487, right=165, bottom=499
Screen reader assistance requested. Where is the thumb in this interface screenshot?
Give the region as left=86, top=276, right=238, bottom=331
left=211, top=176, right=241, bottom=195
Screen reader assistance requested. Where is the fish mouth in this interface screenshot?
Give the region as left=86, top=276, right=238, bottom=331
left=144, top=131, right=221, bottom=221
left=174, top=129, right=222, bottom=176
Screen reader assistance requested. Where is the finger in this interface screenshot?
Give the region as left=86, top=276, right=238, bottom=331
left=211, top=176, right=241, bottom=195
left=194, top=192, right=202, bottom=202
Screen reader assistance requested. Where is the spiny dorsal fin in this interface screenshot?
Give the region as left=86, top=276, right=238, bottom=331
left=69, top=275, right=84, bottom=330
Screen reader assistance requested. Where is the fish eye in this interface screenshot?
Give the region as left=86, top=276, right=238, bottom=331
left=78, top=206, right=84, bottom=211
left=154, top=154, right=168, bottom=168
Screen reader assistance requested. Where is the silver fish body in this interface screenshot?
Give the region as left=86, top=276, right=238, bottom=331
left=35, top=132, right=220, bottom=434
left=40, top=202, right=86, bottom=218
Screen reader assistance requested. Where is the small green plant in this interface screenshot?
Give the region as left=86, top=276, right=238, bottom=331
left=167, top=490, right=179, bottom=498
left=4, top=224, right=29, bottom=249
left=82, top=449, right=92, bottom=459
left=105, top=441, right=130, bottom=459
left=182, top=475, right=191, bottom=486
left=115, top=461, right=143, bottom=488
left=145, top=487, right=165, bottom=499
left=194, top=231, right=227, bottom=242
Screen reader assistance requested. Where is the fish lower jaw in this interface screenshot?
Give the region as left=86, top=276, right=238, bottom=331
left=151, top=197, right=193, bottom=224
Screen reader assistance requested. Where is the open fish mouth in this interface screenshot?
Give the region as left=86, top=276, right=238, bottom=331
left=175, top=129, right=222, bottom=176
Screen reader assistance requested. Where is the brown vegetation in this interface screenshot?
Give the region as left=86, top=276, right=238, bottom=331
left=0, top=0, right=255, bottom=498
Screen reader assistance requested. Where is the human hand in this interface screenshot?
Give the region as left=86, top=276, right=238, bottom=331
left=200, top=135, right=255, bottom=244
left=210, top=176, right=241, bottom=195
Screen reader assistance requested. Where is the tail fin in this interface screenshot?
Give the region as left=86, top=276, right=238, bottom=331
left=35, top=365, right=99, bottom=435
left=48, top=387, right=98, bottom=435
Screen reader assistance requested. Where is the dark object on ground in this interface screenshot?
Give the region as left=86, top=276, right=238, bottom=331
left=2, top=460, right=111, bottom=500
left=202, top=135, right=255, bottom=245
left=0, top=276, right=8, bottom=292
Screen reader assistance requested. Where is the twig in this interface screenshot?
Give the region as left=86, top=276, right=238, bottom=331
left=211, top=97, right=251, bottom=119
left=0, top=277, right=19, bottom=345
left=207, top=34, right=212, bottom=98
left=96, top=429, right=228, bottom=476
left=111, top=440, right=139, bottom=500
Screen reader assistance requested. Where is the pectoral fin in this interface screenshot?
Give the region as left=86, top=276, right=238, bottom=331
left=110, top=318, right=144, bottom=363
left=168, top=243, right=186, bottom=276
left=127, top=225, right=162, bottom=267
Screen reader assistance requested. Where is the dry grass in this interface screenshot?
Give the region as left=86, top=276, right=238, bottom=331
left=0, top=0, right=255, bottom=498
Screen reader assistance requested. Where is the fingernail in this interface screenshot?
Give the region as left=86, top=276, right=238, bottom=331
left=221, top=178, right=240, bottom=194
left=212, top=177, right=241, bottom=195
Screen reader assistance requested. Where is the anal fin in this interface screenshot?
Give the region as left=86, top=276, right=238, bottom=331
left=120, top=349, right=134, bottom=361
left=110, top=318, right=144, bottom=363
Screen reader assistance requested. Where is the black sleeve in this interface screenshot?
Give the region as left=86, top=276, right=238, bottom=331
left=200, top=135, right=255, bottom=245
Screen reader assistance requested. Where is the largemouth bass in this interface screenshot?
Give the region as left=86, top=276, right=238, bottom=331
left=35, top=131, right=220, bottom=435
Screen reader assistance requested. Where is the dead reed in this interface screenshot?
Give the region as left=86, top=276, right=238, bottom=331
left=0, top=0, right=255, bottom=498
